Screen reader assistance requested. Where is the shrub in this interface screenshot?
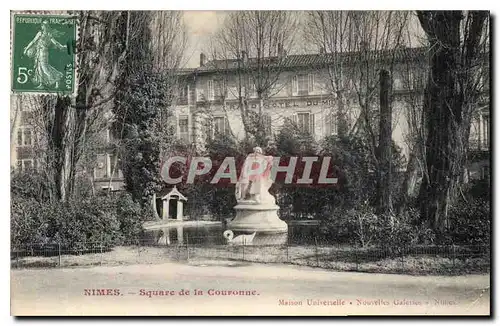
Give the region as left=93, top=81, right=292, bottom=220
left=114, top=192, right=145, bottom=242
left=11, top=192, right=145, bottom=250
left=445, top=197, right=490, bottom=246
left=11, top=169, right=51, bottom=203
left=319, top=204, right=379, bottom=246
left=11, top=197, right=49, bottom=246
left=319, top=204, right=434, bottom=248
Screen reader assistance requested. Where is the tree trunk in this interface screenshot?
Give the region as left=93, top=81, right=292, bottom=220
left=336, top=91, right=349, bottom=136
left=398, top=150, right=420, bottom=210
left=416, top=11, right=487, bottom=231
left=377, top=69, right=392, bottom=214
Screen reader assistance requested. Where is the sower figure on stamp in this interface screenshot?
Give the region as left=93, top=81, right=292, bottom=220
left=23, top=20, right=66, bottom=89
left=235, top=146, right=275, bottom=205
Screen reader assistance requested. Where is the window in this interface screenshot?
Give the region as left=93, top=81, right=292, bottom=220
left=215, top=79, right=226, bottom=99
left=24, top=129, right=32, bottom=146
left=179, top=84, right=189, bottom=105
left=213, top=116, right=229, bottom=136
left=208, top=80, right=214, bottom=100
left=298, top=74, right=308, bottom=96
left=24, top=160, right=33, bottom=170
left=408, top=71, right=415, bottom=90
left=308, top=74, right=315, bottom=93
left=16, top=159, right=34, bottom=172
left=393, top=76, right=403, bottom=90
left=292, top=76, right=298, bottom=96
left=293, top=74, right=314, bottom=96
left=94, top=154, right=107, bottom=179
left=107, top=153, right=120, bottom=178
left=325, top=111, right=337, bottom=136
left=189, top=84, right=196, bottom=104
left=293, top=112, right=315, bottom=135
left=20, top=111, right=33, bottom=125
left=17, top=128, right=33, bottom=146
left=178, top=116, right=189, bottom=142
left=248, top=77, right=256, bottom=97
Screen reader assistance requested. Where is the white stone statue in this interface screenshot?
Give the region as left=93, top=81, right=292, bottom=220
left=235, top=147, right=275, bottom=205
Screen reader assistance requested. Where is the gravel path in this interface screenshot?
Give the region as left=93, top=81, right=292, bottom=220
left=11, top=261, right=490, bottom=316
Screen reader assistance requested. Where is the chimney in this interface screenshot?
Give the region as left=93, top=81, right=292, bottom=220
left=319, top=47, right=325, bottom=54
left=200, top=52, right=206, bottom=67
left=241, top=50, right=248, bottom=63
left=278, top=43, right=284, bottom=57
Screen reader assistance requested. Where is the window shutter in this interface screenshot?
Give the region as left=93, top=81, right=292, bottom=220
left=224, top=116, right=231, bottom=135
left=308, top=74, right=314, bottom=93
left=292, top=75, right=298, bottom=96
left=209, top=80, right=215, bottom=100
left=325, top=111, right=332, bottom=136
left=17, top=129, right=23, bottom=146
left=309, top=113, right=315, bottom=136
left=173, top=116, right=179, bottom=138
left=331, top=111, right=338, bottom=135
left=292, top=113, right=298, bottom=127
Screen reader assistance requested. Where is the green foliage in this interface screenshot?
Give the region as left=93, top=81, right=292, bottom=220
left=319, top=204, right=434, bottom=248
left=275, top=119, right=318, bottom=156
left=114, top=71, right=173, bottom=205
left=11, top=197, right=50, bottom=245
left=11, top=170, right=145, bottom=249
left=11, top=169, right=51, bottom=203
left=181, top=134, right=244, bottom=221
left=443, top=197, right=490, bottom=246
left=11, top=192, right=145, bottom=249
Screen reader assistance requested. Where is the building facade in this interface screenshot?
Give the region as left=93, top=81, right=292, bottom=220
left=10, top=46, right=489, bottom=190
left=171, top=48, right=428, bottom=157
left=169, top=47, right=490, bottom=182
left=10, top=95, right=37, bottom=171
left=10, top=94, right=125, bottom=192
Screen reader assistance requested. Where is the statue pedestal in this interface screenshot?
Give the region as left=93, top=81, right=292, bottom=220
left=228, top=203, right=288, bottom=234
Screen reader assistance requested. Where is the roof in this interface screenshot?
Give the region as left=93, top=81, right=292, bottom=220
left=193, top=46, right=429, bottom=75
left=161, top=186, right=187, bottom=201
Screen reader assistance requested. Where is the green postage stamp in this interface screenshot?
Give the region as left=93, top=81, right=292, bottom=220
left=11, top=13, right=77, bottom=94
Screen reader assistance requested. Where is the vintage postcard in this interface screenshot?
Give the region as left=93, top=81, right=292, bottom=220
left=10, top=10, right=491, bottom=316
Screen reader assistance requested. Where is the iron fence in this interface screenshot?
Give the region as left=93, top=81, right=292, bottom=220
left=11, top=236, right=490, bottom=275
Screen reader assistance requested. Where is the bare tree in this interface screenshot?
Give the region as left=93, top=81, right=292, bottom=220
left=396, top=26, right=428, bottom=211
left=305, top=11, right=410, bottom=211
left=207, top=11, right=299, bottom=145
left=304, top=11, right=356, bottom=136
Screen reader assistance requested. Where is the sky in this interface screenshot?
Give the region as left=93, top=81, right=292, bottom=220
left=180, top=11, right=424, bottom=69
left=182, top=11, right=226, bottom=68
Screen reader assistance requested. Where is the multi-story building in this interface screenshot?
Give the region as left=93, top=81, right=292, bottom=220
left=11, top=46, right=489, bottom=190
left=10, top=94, right=125, bottom=192
left=170, top=46, right=489, bottom=180
left=172, top=48, right=427, bottom=156
left=10, top=95, right=37, bottom=171
left=93, top=125, right=125, bottom=191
